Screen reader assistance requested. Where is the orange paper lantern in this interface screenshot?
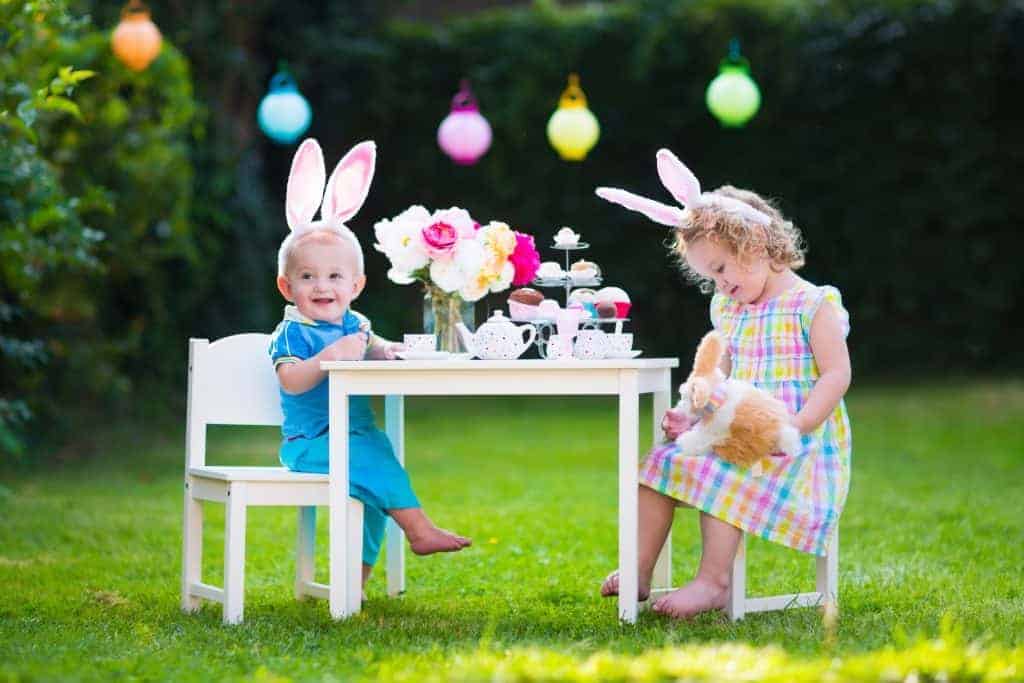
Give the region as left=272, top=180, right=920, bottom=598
left=111, top=1, right=162, bottom=72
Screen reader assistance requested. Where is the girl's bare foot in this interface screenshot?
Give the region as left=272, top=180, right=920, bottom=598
left=407, top=525, right=472, bottom=555
left=389, top=507, right=472, bottom=556
left=599, top=570, right=651, bottom=601
left=651, top=577, right=729, bottom=619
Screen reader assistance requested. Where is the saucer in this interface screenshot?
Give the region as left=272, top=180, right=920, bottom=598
left=448, top=353, right=473, bottom=360
left=396, top=351, right=450, bottom=360
left=605, top=350, right=643, bottom=359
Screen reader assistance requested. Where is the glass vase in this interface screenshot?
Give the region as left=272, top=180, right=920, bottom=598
left=423, top=286, right=475, bottom=353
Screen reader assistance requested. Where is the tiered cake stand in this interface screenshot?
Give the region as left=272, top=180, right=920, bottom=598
left=526, top=241, right=629, bottom=358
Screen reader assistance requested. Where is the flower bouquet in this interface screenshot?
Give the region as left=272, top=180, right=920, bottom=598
left=373, top=206, right=540, bottom=351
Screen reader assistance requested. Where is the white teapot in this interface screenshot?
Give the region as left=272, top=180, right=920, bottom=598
left=456, top=310, right=537, bottom=360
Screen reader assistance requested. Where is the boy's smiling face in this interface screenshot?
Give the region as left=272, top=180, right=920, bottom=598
left=277, top=233, right=366, bottom=324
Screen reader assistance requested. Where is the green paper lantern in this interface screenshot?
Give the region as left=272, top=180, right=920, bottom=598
left=706, top=42, right=761, bottom=128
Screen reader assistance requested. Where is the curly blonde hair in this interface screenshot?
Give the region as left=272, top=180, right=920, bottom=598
left=671, top=185, right=806, bottom=294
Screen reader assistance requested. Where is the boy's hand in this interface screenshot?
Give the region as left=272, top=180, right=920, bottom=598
left=367, top=341, right=404, bottom=360
left=662, top=408, right=696, bottom=441
left=320, top=333, right=368, bottom=361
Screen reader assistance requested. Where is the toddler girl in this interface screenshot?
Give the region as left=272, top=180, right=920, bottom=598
left=595, top=150, right=851, bottom=619
left=271, top=139, right=471, bottom=591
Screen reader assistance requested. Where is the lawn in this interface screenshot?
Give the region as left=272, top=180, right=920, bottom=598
left=1, top=380, right=1023, bottom=681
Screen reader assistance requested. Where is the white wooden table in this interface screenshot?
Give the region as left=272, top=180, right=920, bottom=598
left=320, top=358, right=679, bottom=623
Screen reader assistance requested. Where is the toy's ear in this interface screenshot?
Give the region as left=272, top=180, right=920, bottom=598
left=693, top=330, right=725, bottom=378
left=690, top=377, right=711, bottom=410
left=322, top=140, right=376, bottom=224
left=656, top=148, right=701, bottom=208
left=594, top=187, right=686, bottom=227
left=286, top=138, right=326, bottom=231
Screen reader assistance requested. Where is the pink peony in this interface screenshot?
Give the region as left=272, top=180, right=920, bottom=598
left=509, top=231, right=541, bottom=286
left=421, top=221, right=459, bottom=259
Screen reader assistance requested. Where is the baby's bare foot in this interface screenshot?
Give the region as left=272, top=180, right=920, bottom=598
left=407, top=526, right=471, bottom=556
left=651, top=577, right=728, bottom=619
left=599, top=570, right=651, bottom=601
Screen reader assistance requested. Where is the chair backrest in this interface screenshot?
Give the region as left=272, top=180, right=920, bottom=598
left=188, top=334, right=284, bottom=427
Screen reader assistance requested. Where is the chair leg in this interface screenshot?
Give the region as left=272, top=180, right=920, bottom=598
left=727, top=534, right=747, bottom=621
left=181, top=480, right=203, bottom=613
left=817, top=528, right=839, bottom=608
left=345, top=499, right=364, bottom=615
left=223, top=482, right=248, bottom=625
left=295, top=506, right=317, bottom=600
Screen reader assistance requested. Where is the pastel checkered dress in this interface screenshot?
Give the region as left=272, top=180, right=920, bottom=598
left=640, top=283, right=851, bottom=556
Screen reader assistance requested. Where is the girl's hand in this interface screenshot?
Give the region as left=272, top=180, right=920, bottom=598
left=662, top=408, right=694, bottom=441
left=321, top=333, right=368, bottom=361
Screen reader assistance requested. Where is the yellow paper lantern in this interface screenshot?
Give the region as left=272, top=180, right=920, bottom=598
left=546, top=74, right=600, bottom=161
left=111, top=0, right=162, bottom=72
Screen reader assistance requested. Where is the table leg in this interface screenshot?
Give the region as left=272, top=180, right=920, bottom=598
left=328, top=378, right=356, bottom=619
left=618, top=370, right=640, bottom=624
left=385, top=394, right=406, bottom=597
left=651, top=374, right=673, bottom=592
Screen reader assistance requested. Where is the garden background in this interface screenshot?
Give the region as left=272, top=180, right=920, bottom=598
left=2, top=1, right=1023, bottom=681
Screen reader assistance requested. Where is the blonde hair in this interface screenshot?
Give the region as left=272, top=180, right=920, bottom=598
left=671, top=185, right=806, bottom=293
left=277, top=225, right=365, bottom=277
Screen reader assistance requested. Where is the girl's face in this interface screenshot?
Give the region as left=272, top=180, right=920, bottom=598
left=277, top=236, right=366, bottom=324
left=685, top=237, right=771, bottom=304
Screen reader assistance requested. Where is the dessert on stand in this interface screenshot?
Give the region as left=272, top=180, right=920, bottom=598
left=507, top=227, right=636, bottom=359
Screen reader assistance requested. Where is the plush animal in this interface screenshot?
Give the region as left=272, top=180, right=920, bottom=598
left=673, top=331, right=802, bottom=475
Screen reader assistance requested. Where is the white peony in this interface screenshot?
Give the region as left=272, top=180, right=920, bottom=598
left=373, top=205, right=430, bottom=274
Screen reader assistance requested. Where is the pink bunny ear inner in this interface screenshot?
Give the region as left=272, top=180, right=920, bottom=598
left=286, top=139, right=327, bottom=231
left=656, top=149, right=701, bottom=208
left=322, top=141, right=376, bottom=224
left=595, top=187, right=686, bottom=227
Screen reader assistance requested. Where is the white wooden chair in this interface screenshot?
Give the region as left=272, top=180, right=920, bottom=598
left=648, top=528, right=838, bottom=621
left=727, top=530, right=838, bottom=620
left=181, top=334, right=364, bottom=624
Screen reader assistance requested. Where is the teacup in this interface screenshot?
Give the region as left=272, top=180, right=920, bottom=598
left=574, top=329, right=610, bottom=360
left=402, top=334, right=436, bottom=353
left=607, top=333, right=634, bottom=354
left=546, top=334, right=573, bottom=360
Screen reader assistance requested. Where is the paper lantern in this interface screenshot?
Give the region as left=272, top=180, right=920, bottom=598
left=257, top=72, right=312, bottom=145
left=546, top=74, right=600, bottom=161
left=706, top=40, right=761, bottom=128
left=437, top=80, right=492, bottom=165
left=111, top=0, right=162, bottom=72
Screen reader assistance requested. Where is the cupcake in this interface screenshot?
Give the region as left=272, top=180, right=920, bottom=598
left=553, top=226, right=580, bottom=246
left=568, top=288, right=598, bottom=317
left=509, top=287, right=544, bottom=306
left=536, top=261, right=564, bottom=279
left=569, top=259, right=600, bottom=283
left=537, top=299, right=561, bottom=319
left=596, top=286, right=631, bottom=318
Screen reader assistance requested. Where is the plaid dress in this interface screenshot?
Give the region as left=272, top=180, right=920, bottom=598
left=640, top=283, right=852, bottom=556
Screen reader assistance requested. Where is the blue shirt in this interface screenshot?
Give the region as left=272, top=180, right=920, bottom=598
left=269, top=306, right=376, bottom=438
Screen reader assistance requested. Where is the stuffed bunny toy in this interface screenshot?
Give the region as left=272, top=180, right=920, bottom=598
left=673, top=330, right=802, bottom=476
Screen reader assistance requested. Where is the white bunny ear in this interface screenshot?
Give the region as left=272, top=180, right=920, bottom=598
left=286, top=138, right=327, bottom=231
left=595, top=187, right=686, bottom=227
left=656, top=148, right=701, bottom=208
left=321, top=140, right=376, bottom=224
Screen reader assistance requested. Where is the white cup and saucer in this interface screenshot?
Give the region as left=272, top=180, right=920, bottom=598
left=396, top=334, right=450, bottom=360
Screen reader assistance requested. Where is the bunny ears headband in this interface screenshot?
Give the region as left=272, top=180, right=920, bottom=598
left=285, top=138, right=377, bottom=233
left=595, top=149, right=771, bottom=228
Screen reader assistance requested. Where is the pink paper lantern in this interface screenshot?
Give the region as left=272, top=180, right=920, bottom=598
left=437, top=80, right=492, bottom=166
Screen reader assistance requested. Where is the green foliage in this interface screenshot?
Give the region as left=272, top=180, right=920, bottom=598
left=0, top=1, right=196, bottom=462
left=150, top=0, right=1020, bottom=374
left=0, top=382, right=1022, bottom=679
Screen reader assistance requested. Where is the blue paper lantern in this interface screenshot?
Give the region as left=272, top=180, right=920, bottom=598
left=257, top=72, right=312, bottom=144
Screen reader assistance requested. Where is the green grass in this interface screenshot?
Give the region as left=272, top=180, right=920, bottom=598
left=2, top=380, right=1023, bottom=681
